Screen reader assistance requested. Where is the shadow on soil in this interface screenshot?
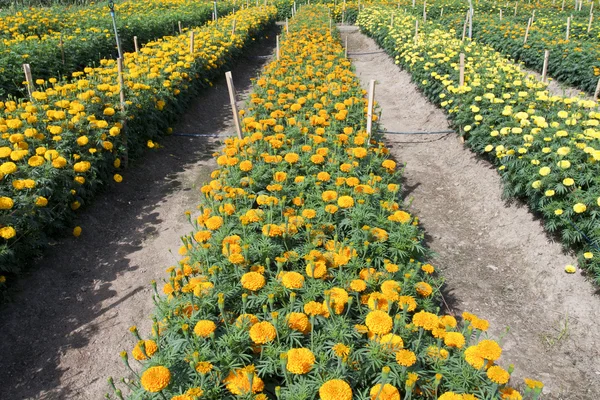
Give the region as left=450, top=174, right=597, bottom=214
left=0, top=30, right=277, bottom=400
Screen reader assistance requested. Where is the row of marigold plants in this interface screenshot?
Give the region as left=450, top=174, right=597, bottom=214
left=0, top=7, right=277, bottom=291
left=109, top=6, right=543, bottom=400
left=0, top=0, right=235, bottom=98
left=358, top=6, right=600, bottom=281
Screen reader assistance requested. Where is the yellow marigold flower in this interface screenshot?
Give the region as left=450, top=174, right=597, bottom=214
left=477, top=339, right=502, bottom=360
left=241, top=272, right=265, bottom=291
left=113, top=174, right=123, bottom=183
left=0, top=226, right=16, bottom=239
left=379, top=333, right=404, bottom=351
left=524, top=378, right=544, bottom=389
left=223, top=366, right=264, bottom=395
left=421, top=263, right=434, bottom=274
left=538, top=166, right=551, bottom=176
left=321, top=190, right=338, bottom=202
left=239, top=160, right=253, bottom=171
left=350, top=279, right=367, bottom=292
left=302, top=209, right=317, bottom=219
left=186, top=387, right=204, bottom=397
left=193, top=320, right=216, bottom=338
left=388, top=210, right=411, bottom=223
left=140, top=366, right=171, bottom=392
left=317, top=171, right=331, bottom=181
left=171, top=394, right=192, bottom=400
left=195, top=361, right=213, bottom=374
left=443, top=332, right=465, bottom=349
left=365, top=310, right=393, bottom=335
left=398, top=296, right=417, bottom=312
left=249, top=321, right=276, bottom=344
left=500, top=387, right=523, bottom=400
left=332, top=343, right=350, bottom=358
left=73, top=226, right=82, bottom=237
left=471, top=317, right=489, bottom=331
left=487, top=365, right=510, bottom=384
left=563, top=178, right=574, bottom=186
left=412, top=310, right=440, bottom=330
left=0, top=162, right=17, bottom=174
left=337, top=195, right=354, bottom=208
left=284, top=153, right=299, bottom=163
left=281, top=271, right=304, bottom=289
left=439, top=315, right=457, bottom=328
left=28, top=155, right=45, bottom=167
left=406, top=372, right=419, bottom=387
left=306, top=260, right=327, bottom=278
left=395, top=349, right=417, bottom=367
left=304, top=301, right=325, bottom=316
left=286, top=348, right=315, bottom=374
left=328, top=287, right=349, bottom=314
left=287, top=312, right=311, bottom=334
left=370, top=383, right=400, bottom=400
left=194, top=230, right=212, bottom=243
left=0, top=197, right=14, bottom=209
left=103, top=107, right=116, bottom=116
left=573, top=203, right=587, bottom=213
left=132, top=339, right=158, bottom=360
left=319, top=379, right=352, bottom=400
left=415, top=281, right=433, bottom=297
left=205, top=216, right=223, bottom=230
left=438, top=392, right=464, bottom=400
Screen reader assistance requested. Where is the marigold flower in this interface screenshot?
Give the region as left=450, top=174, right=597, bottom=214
left=365, top=310, right=393, bottom=335
left=395, top=349, right=417, bottom=367
left=281, top=271, right=304, bottom=289
left=140, top=366, right=171, bottom=392
left=437, top=392, right=464, bottom=400
left=370, top=383, right=400, bottom=400
left=193, top=320, right=216, bottom=338
left=304, top=301, right=325, bottom=316
left=524, top=378, right=544, bottom=389
left=287, top=312, right=311, bottom=334
left=398, top=295, right=418, bottom=312
left=195, top=361, right=213, bottom=374
left=286, top=348, right=315, bottom=374
left=0, top=197, right=14, bottom=209
left=487, top=365, right=510, bottom=384
left=332, top=343, right=350, bottom=358
left=388, top=210, right=411, bottom=223
left=319, top=379, right=352, bottom=400
left=415, top=281, right=433, bottom=297
left=477, top=339, right=502, bottom=360
left=321, top=190, right=338, bottom=202
left=573, top=203, right=587, bottom=213
left=500, top=387, right=523, bottom=400
left=337, top=195, right=354, bottom=208
left=421, top=263, right=434, bottom=274
left=350, top=279, right=367, bottom=292
left=412, top=310, right=439, bottom=330
left=379, top=333, right=404, bottom=351
left=443, top=332, right=465, bottom=348
left=464, top=345, right=485, bottom=369
left=241, top=272, right=266, bottom=291
left=249, top=321, right=276, bottom=344
left=239, top=160, right=253, bottom=171
left=236, top=313, right=259, bottom=329
left=132, top=339, right=158, bottom=360
left=223, top=366, right=264, bottom=395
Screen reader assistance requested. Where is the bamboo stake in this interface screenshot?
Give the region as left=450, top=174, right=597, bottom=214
left=462, top=11, right=468, bottom=40
left=189, top=31, right=195, bottom=54
left=524, top=17, right=532, bottom=43
left=285, top=17, right=288, bottom=33
left=566, top=16, right=571, bottom=40
left=225, top=71, right=243, bottom=140
left=22, top=63, right=33, bottom=100
left=415, top=19, right=419, bottom=44
left=541, top=49, right=550, bottom=82
left=561, top=0, right=565, bottom=11
left=178, top=21, right=182, bottom=34
left=366, top=80, right=375, bottom=139
left=423, top=0, right=427, bottom=22
left=133, top=36, right=139, bottom=53
left=500, top=8, right=503, bottom=20
left=440, top=7, right=444, bottom=17
left=514, top=1, right=518, bottom=16
left=412, top=0, right=415, bottom=8
left=345, top=35, right=348, bottom=58
left=594, top=78, right=600, bottom=101
left=276, top=35, right=280, bottom=60
left=117, top=57, right=126, bottom=111
left=459, top=53, right=465, bottom=86
left=588, top=12, right=594, bottom=33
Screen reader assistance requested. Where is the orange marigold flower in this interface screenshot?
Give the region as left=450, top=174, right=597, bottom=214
left=140, top=366, right=171, bottom=392
left=350, top=279, right=367, bottom=292
left=500, top=387, right=523, bottom=400
left=412, top=310, right=440, bottom=330
left=471, top=317, right=490, bottom=331
left=398, top=295, right=418, bottom=312
left=524, top=378, right=544, bottom=390
left=370, top=383, right=400, bottom=400
left=287, top=312, right=311, bottom=334
left=437, top=392, right=464, bottom=400
left=332, top=343, right=350, bottom=358
left=477, top=339, right=502, bottom=361
left=337, top=195, right=354, bottom=208
left=388, top=210, right=411, bottom=223
left=194, top=320, right=216, bottom=338
left=132, top=339, right=158, bottom=360
left=395, top=349, right=417, bottom=367
left=487, top=365, right=510, bottom=385
left=249, top=321, right=277, bottom=344
left=195, top=361, right=213, bottom=374
left=241, top=272, right=266, bottom=291
left=319, top=379, right=352, bottom=400
left=236, top=313, right=259, bottom=329
left=381, top=159, right=396, bottom=171
left=286, top=348, right=315, bottom=374
left=304, top=301, right=325, bottom=316
left=464, top=345, right=485, bottom=369
left=415, top=281, right=433, bottom=297
left=328, top=287, right=349, bottom=314
left=321, top=190, right=338, bottom=202
left=378, top=333, right=404, bottom=351
left=281, top=271, right=305, bottom=289
left=223, top=366, right=264, bottom=395
left=365, top=310, right=393, bottom=335
left=239, top=160, right=253, bottom=171
left=171, top=395, right=193, bottom=400
left=421, top=263, right=435, bottom=274
left=194, top=230, right=212, bottom=243
left=443, top=332, right=466, bottom=349
left=204, top=216, right=223, bottom=230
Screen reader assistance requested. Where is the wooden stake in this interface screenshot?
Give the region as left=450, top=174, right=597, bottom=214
left=594, top=78, right=600, bottom=101
left=412, top=0, right=415, bottom=8
left=524, top=17, right=532, bottom=43
left=366, top=80, right=375, bottom=139
left=59, top=33, right=65, bottom=65
left=423, top=0, right=427, bottom=22
left=178, top=21, right=183, bottom=34
left=345, top=35, right=348, bottom=58
left=415, top=19, right=419, bottom=44
left=459, top=53, right=465, bottom=86
left=440, top=7, right=444, bottom=17
left=541, top=49, right=549, bottom=82
left=588, top=12, right=594, bottom=33
left=134, top=36, right=139, bottom=53
left=462, top=12, right=468, bottom=40
left=22, top=64, right=33, bottom=100
left=514, top=1, right=518, bottom=15
left=231, top=19, right=236, bottom=35
left=117, top=57, right=126, bottom=111
left=561, top=0, right=565, bottom=11
left=500, top=8, right=503, bottom=20
left=189, top=31, right=195, bottom=54
left=285, top=17, right=288, bottom=33
left=225, top=71, right=243, bottom=140
left=276, top=35, right=280, bottom=60
left=566, top=16, right=571, bottom=40
left=591, top=2, right=594, bottom=15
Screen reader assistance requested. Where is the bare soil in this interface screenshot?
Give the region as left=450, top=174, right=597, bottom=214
left=0, top=33, right=276, bottom=400
left=340, top=25, right=600, bottom=400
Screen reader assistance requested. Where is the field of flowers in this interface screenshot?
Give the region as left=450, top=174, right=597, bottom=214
left=358, top=6, right=600, bottom=282
left=0, top=6, right=276, bottom=289
left=0, top=0, right=234, bottom=98
left=400, top=0, right=600, bottom=94
left=109, top=6, right=545, bottom=400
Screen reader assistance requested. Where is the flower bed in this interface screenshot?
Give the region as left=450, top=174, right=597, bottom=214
left=358, top=6, right=600, bottom=282
left=111, top=6, right=542, bottom=400
left=0, top=6, right=276, bottom=289
left=0, top=0, right=234, bottom=98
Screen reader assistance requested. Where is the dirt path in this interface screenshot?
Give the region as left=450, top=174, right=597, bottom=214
left=340, top=25, right=600, bottom=400
left=0, top=32, right=276, bottom=400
